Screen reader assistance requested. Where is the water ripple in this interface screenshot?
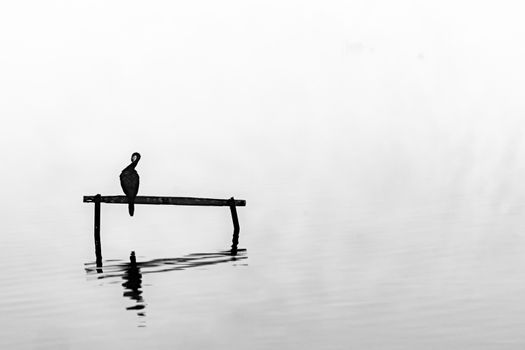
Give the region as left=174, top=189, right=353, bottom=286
left=84, top=249, right=247, bottom=327
left=84, top=249, right=247, bottom=279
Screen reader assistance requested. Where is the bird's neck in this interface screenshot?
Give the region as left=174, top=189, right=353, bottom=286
left=124, top=161, right=138, bottom=171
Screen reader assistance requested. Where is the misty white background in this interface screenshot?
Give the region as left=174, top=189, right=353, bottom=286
left=2, top=2, right=524, bottom=199
left=2, top=1, right=525, bottom=348
left=2, top=1, right=524, bottom=254
left=2, top=1, right=524, bottom=206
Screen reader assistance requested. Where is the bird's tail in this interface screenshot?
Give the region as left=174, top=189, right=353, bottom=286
left=128, top=202, right=135, bottom=216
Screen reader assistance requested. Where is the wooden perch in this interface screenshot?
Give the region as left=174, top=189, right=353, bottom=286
left=83, top=195, right=246, bottom=207
left=84, top=194, right=246, bottom=265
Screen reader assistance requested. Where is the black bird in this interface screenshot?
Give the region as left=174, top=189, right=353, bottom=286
left=120, top=152, right=141, bottom=216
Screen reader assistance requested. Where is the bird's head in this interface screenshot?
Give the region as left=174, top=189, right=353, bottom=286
left=131, top=152, right=141, bottom=163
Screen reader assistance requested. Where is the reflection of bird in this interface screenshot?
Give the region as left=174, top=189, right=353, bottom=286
left=120, top=152, right=141, bottom=216
left=122, top=251, right=145, bottom=315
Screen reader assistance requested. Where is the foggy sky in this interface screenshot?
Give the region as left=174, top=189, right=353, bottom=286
left=1, top=1, right=524, bottom=215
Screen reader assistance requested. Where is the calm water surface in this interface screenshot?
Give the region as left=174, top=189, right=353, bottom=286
left=3, top=183, right=525, bottom=349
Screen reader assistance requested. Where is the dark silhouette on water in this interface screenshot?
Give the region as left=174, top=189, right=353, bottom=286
left=122, top=251, right=146, bottom=325
left=120, top=152, right=141, bottom=216
left=86, top=248, right=246, bottom=277
left=84, top=192, right=245, bottom=261
left=85, top=248, right=247, bottom=327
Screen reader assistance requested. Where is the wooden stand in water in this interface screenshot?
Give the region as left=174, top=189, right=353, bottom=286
left=84, top=194, right=246, bottom=265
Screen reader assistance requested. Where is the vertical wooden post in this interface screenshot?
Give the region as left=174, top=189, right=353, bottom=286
left=229, top=197, right=240, bottom=255
left=94, top=194, right=102, bottom=267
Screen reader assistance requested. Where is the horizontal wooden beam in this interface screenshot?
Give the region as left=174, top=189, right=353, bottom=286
left=83, top=195, right=246, bottom=207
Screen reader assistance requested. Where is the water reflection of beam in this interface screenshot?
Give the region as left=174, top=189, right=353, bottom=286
left=85, top=249, right=247, bottom=328
left=85, top=249, right=247, bottom=279
left=95, top=232, right=242, bottom=273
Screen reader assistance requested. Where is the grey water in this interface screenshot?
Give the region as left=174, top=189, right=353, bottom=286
left=3, top=123, right=525, bottom=349
left=3, top=2, right=525, bottom=349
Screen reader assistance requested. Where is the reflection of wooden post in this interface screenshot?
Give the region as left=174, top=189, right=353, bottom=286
left=229, top=197, right=240, bottom=255
left=94, top=194, right=102, bottom=267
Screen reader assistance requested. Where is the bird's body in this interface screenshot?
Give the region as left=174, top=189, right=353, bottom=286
left=120, top=152, right=141, bottom=216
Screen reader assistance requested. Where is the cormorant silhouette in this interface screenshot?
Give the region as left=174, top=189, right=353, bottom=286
left=120, top=152, right=140, bottom=216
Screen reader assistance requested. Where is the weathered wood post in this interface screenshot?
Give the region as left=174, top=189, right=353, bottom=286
left=94, top=194, right=102, bottom=267
left=229, top=197, right=240, bottom=255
